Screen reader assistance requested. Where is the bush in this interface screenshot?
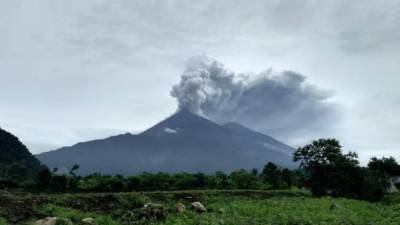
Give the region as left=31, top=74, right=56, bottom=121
left=294, top=139, right=387, bottom=201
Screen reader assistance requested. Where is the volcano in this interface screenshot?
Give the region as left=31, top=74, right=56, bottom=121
left=37, top=110, right=297, bottom=175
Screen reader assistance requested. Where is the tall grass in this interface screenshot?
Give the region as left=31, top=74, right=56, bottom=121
left=0, top=218, right=7, bottom=225
left=154, top=196, right=400, bottom=225
left=28, top=205, right=120, bottom=225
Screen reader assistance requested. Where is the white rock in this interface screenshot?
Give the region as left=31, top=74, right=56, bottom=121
left=35, top=217, right=72, bottom=225
left=82, top=217, right=98, bottom=225
left=191, top=201, right=207, bottom=213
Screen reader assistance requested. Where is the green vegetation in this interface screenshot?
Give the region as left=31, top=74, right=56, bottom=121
left=2, top=136, right=400, bottom=224
left=0, top=127, right=42, bottom=176
left=27, top=205, right=120, bottom=225
left=3, top=138, right=388, bottom=203
left=1, top=164, right=302, bottom=193
left=0, top=218, right=6, bottom=225
left=1, top=137, right=398, bottom=203
left=1, top=190, right=400, bottom=225
left=0, top=127, right=43, bottom=190
left=155, top=196, right=400, bottom=225
left=293, top=139, right=390, bottom=201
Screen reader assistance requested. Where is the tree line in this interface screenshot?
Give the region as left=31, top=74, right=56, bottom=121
left=1, top=162, right=303, bottom=193
left=1, top=139, right=399, bottom=202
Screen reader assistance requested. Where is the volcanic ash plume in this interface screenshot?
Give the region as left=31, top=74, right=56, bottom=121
left=170, top=55, right=337, bottom=143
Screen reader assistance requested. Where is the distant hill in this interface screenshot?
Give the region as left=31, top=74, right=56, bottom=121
left=0, top=127, right=42, bottom=175
left=37, top=110, right=297, bottom=175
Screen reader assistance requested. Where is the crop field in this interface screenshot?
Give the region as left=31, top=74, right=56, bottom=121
left=1, top=190, right=400, bottom=225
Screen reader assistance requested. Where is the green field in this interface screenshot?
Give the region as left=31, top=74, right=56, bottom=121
left=1, top=190, right=400, bottom=225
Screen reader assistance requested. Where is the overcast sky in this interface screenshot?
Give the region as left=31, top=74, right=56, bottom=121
left=0, top=0, right=399, bottom=164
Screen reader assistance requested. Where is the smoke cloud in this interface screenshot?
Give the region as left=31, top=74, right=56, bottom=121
left=171, top=55, right=338, bottom=145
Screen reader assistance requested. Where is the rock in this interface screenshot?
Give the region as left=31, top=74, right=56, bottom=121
left=176, top=202, right=186, bottom=213
left=35, top=217, right=57, bottom=225
left=140, top=203, right=167, bottom=219
left=81, top=217, right=97, bottom=225
left=191, top=202, right=207, bottom=213
left=35, top=217, right=72, bottom=225
left=217, top=208, right=225, bottom=214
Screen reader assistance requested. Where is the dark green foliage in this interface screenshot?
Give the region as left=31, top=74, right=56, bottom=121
left=293, top=139, right=359, bottom=169
left=281, top=168, right=293, bottom=187
left=50, top=175, right=68, bottom=191
left=368, top=157, right=400, bottom=189
left=368, top=157, right=400, bottom=176
left=215, top=171, right=229, bottom=189
left=78, top=173, right=125, bottom=192
left=69, top=164, right=80, bottom=177
left=0, top=127, right=42, bottom=176
left=262, top=162, right=282, bottom=189
left=37, top=168, right=52, bottom=190
left=0, top=125, right=396, bottom=204
left=229, top=169, right=261, bottom=189
left=293, top=138, right=387, bottom=201
left=261, top=162, right=301, bottom=189
left=29, top=165, right=300, bottom=193
left=6, top=163, right=29, bottom=182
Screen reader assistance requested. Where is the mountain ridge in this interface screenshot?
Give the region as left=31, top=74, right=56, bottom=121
left=37, top=110, right=297, bottom=175
left=0, top=127, right=42, bottom=175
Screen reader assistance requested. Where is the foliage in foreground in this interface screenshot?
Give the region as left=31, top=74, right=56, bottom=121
left=25, top=205, right=120, bottom=225
left=293, top=139, right=400, bottom=201
left=154, top=196, right=400, bottom=225
left=1, top=190, right=400, bottom=225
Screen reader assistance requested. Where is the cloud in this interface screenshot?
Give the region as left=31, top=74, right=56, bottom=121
left=1, top=0, right=398, bottom=160
left=171, top=55, right=338, bottom=144
left=65, top=0, right=400, bottom=65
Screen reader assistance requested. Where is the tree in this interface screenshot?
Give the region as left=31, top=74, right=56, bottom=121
left=368, top=157, right=400, bottom=191
left=368, top=157, right=399, bottom=176
left=6, top=163, right=28, bottom=183
left=125, top=176, right=142, bottom=191
left=49, top=175, right=68, bottom=191
left=262, top=162, right=282, bottom=189
left=0, top=127, right=42, bottom=176
left=229, top=169, right=260, bottom=189
left=36, top=168, right=52, bottom=190
left=69, top=164, right=80, bottom=177
left=293, top=139, right=358, bottom=169
left=194, top=173, right=207, bottom=189
left=281, top=168, right=293, bottom=188
left=214, top=171, right=229, bottom=189
left=293, top=139, right=361, bottom=198
left=251, top=168, right=258, bottom=176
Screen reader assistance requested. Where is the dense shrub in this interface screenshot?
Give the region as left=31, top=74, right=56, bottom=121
left=293, top=139, right=394, bottom=201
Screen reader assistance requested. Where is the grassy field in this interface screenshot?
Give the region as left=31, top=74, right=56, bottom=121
left=1, top=190, right=400, bottom=225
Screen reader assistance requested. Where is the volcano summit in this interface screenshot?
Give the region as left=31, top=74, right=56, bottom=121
left=37, top=110, right=296, bottom=175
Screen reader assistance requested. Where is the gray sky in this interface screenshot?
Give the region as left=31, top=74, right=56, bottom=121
left=0, top=0, right=399, bottom=164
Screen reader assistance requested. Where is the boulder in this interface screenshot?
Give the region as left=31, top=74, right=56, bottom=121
left=140, top=203, right=167, bottom=219
left=81, top=217, right=97, bottom=225
left=176, top=202, right=186, bottom=213
left=35, top=217, right=57, bottom=225
left=35, top=217, right=72, bottom=225
left=191, top=202, right=207, bottom=213
left=217, top=208, right=225, bottom=214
